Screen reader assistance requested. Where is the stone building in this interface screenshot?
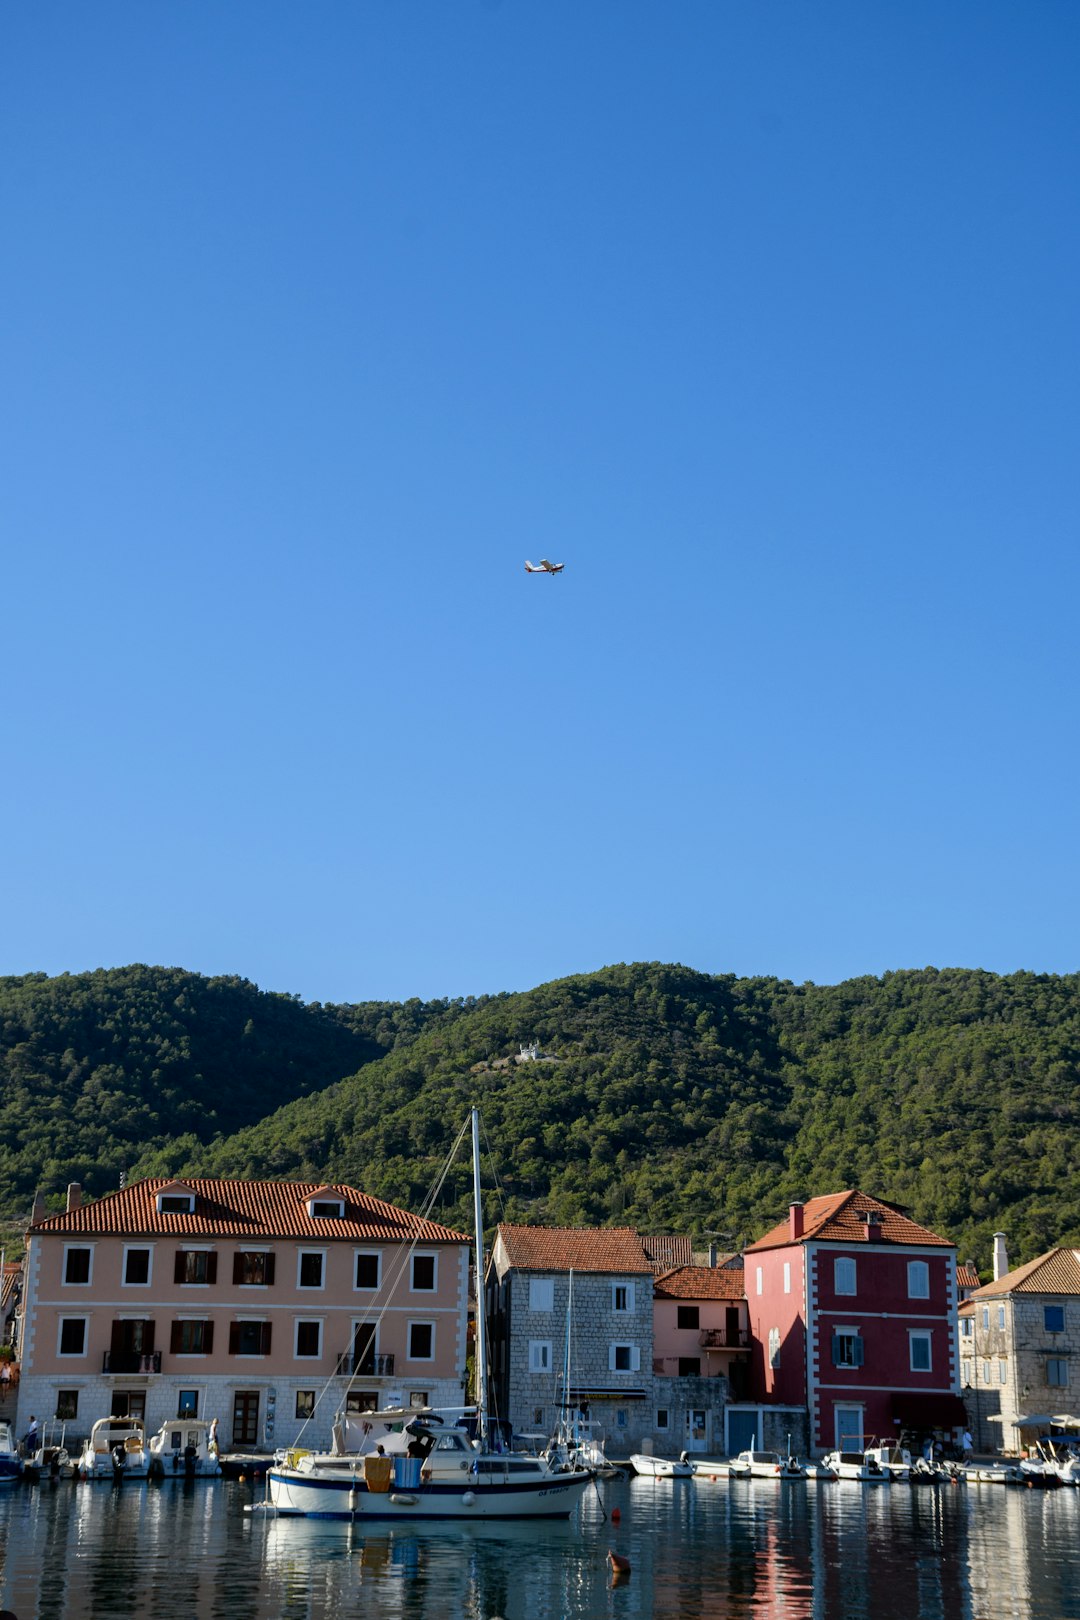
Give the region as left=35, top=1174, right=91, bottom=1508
left=961, top=1236, right=1080, bottom=1453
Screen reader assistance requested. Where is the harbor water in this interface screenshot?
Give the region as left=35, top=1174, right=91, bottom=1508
left=1, top=1471, right=1078, bottom=1619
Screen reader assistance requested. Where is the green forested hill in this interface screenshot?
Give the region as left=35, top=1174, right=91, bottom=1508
left=0, top=966, right=481, bottom=1212
left=4, top=962, right=1079, bottom=1269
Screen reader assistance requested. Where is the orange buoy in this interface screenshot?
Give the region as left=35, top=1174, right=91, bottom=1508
left=610, top=1506, right=621, bottom=1522
left=239, top=1473, right=246, bottom=1483
left=608, top=1550, right=631, bottom=1582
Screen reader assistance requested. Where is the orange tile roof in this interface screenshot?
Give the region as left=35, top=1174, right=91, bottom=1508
left=957, top=1264, right=980, bottom=1291
left=653, top=1265, right=745, bottom=1301
left=28, top=1178, right=469, bottom=1244
left=496, top=1225, right=654, bottom=1275
left=745, top=1191, right=954, bottom=1253
left=640, top=1235, right=695, bottom=1273
left=970, top=1248, right=1080, bottom=1298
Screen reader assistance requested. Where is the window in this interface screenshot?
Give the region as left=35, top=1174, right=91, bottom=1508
left=528, top=1340, right=552, bottom=1373
left=56, top=1391, right=79, bottom=1420
left=1045, top=1305, right=1065, bottom=1334
left=124, top=1248, right=151, bottom=1286
left=609, top=1343, right=640, bottom=1372
left=295, top=1391, right=316, bottom=1420
left=233, top=1251, right=275, bottom=1287
left=678, top=1357, right=701, bottom=1377
left=298, top=1252, right=325, bottom=1289
left=834, top=1258, right=857, bottom=1296
left=783, top=1262, right=791, bottom=1295
left=112, top=1391, right=145, bottom=1420
left=174, top=1251, right=217, bottom=1286
left=309, top=1199, right=344, bottom=1219
left=832, top=1331, right=863, bottom=1368
left=411, top=1255, right=436, bottom=1291
left=998, top=1305, right=1006, bottom=1329
left=612, top=1283, right=634, bottom=1313
left=907, top=1261, right=929, bottom=1299
left=178, top=1391, right=199, bottom=1419
left=909, top=1331, right=932, bottom=1372
left=58, top=1318, right=87, bottom=1357
left=529, top=1278, right=554, bottom=1312
left=616, top=1410, right=627, bottom=1428
left=1047, top=1358, right=1069, bottom=1388
left=409, top=1391, right=429, bottom=1410
left=981, top=1307, right=990, bottom=1331
left=982, top=1360, right=991, bottom=1384
left=64, top=1247, right=92, bottom=1285
left=346, top=1392, right=379, bottom=1414
left=158, top=1192, right=195, bottom=1214
left=677, top=1306, right=699, bottom=1330
left=295, top=1320, right=323, bottom=1358
left=998, top=1360, right=1007, bottom=1385
left=755, top=1267, right=763, bottom=1297
left=960, top=1317, right=973, bottom=1338
left=408, top=1323, right=434, bottom=1361
left=656, top=1409, right=669, bottom=1430
left=229, top=1321, right=272, bottom=1356
left=355, top=1252, right=381, bottom=1290
left=768, top=1327, right=781, bottom=1369
left=170, top=1319, right=214, bottom=1355
left=961, top=1359, right=973, bottom=1387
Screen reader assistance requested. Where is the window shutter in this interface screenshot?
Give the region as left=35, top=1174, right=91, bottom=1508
left=229, top=1322, right=240, bottom=1355
left=233, top=1254, right=243, bottom=1285
left=143, top=1321, right=155, bottom=1353
left=206, top=1253, right=218, bottom=1284
left=170, top=1321, right=183, bottom=1354
left=265, top=1253, right=276, bottom=1286
left=631, top=1346, right=641, bottom=1372
left=203, top=1321, right=214, bottom=1354
left=831, top=1334, right=841, bottom=1364
left=261, top=1323, right=272, bottom=1355
left=853, top=1337, right=864, bottom=1367
left=174, top=1252, right=186, bottom=1285
left=608, top=1344, right=617, bottom=1372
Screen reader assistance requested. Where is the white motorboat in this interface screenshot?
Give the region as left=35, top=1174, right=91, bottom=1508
left=965, top=1462, right=1023, bottom=1485
left=821, top=1449, right=889, bottom=1482
left=78, top=1417, right=150, bottom=1480
left=267, top=1110, right=594, bottom=1520
left=0, top=1421, right=22, bottom=1484
left=148, top=1419, right=222, bottom=1479
left=865, top=1443, right=911, bottom=1481
left=728, top=1449, right=803, bottom=1480
left=802, top=1460, right=838, bottom=1481
left=630, top=1451, right=696, bottom=1479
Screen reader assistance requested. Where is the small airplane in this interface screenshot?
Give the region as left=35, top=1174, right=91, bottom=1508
left=524, top=559, right=565, bottom=575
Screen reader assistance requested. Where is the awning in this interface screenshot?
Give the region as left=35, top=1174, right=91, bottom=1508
left=891, top=1393, right=969, bottom=1427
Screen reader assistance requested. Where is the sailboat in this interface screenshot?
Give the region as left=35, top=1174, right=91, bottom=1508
left=545, top=1271, right=620, bottom=1478
left=266, top=1110, right=596, bottom=1519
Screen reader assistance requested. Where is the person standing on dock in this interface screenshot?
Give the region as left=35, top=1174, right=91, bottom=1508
left=23, top=1416, right=38, bottom=1457
left=962, top=1429, right=974, bottom=1462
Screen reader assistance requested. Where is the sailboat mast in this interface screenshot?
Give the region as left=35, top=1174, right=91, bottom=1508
left=470, top=1107, right=488, bottom=1443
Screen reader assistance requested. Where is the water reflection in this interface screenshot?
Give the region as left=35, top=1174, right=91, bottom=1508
left=0, top=1475, right=1077, bottom=1618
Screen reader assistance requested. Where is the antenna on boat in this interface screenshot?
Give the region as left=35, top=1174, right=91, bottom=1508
left=470, top=1107, right=488, bottom=1448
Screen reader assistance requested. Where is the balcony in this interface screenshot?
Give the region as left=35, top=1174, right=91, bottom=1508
left=103, top=1351, right=162, bottom=1375
left=336, top=1352, right=395, bottom=1378
left=699, top=1328, right=750, bottom=1350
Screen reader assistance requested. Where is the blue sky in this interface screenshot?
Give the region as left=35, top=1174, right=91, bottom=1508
left=2, top=2, right=1078, bottom=1004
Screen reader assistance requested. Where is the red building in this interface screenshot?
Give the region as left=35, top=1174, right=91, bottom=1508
left=744, top=1191, right=965, bottom=1454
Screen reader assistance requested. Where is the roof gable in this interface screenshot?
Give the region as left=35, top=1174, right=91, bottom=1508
left=971, top=1248, right=1080, bottom=1298
left=745, top=1190, right=954, bottom=1252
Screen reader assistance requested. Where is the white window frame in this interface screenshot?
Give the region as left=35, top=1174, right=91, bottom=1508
left=909, top=1330, right=933, bottom=1373
left=833, top=1328, right=862, bottom=1369
left=410, top=1252, right=438, bottom=1293
left=528, top=1278, right=554, bottom=1312
left=611, top=1282, right=635, bottom=1314
left=960, top=1317, right=973, bottom=1338
left=528, top=1340, right=552, bottom=1373
left=307, top=1197, right=345, bottom=1220
left=609, top=1342, right=641, bottom=1373
left=407, top=1320, right=436, bottom=1363
left=57, top=1316, right=89, bottom=1358
left=354, top=1250, right=382, bottom=1292
left=783, top=1262, right=791, bottom=1295
left=768, top=1326, right=781, bottom=1368
left=296, top=1249, right=327, bottom=1291
left=907, top=1260, right=929, bottom=1299
left=834, top=1257, right=857, bottom=1296
left=62, top=1243, right=94, bottom=1287
left=156, top=1191, right=195, bottom=1215
left=122, top=1244, right=153, bottom=1287
left=293, top=1318, right=324, bottom=1359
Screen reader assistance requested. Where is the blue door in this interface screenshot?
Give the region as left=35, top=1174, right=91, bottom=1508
left=726, top=1409, right=759, bottom=1455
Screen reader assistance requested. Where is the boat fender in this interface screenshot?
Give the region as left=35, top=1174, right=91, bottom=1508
left=608, top=1551, right=631, bottom=1578
left=610, top=1507, right=621, bottom=1522
left=390, top=1493, right=419, bottom=1506
left=461, top=1491, right=476, bottom=1507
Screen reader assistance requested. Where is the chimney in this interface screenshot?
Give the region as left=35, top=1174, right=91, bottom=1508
left=66, top=1182, right=82, bottom=1212
left=993, top=1232, right=1008, bottom=1282
left=789, top=1203, right=805, bottom=1241
left=31, top=1191, right=47, bottom=1226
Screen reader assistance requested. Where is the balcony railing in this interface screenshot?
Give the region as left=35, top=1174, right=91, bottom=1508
left=103, top=1351, right=162, bottom=1374
left=336, top=1352, right=395, bottom=1378
left=699, top=1328, right=750, bottom=1350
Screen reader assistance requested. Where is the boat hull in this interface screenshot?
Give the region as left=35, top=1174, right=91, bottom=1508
left=267, top=1467, right=593, bottom=1519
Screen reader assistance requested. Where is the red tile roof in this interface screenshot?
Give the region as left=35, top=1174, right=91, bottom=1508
left=653, top=1265, right=746, bottom=1301
left=957, top=1264, right=980, bottom=1291
left=745, top=1191, right=954, bottom=1253
left=28, top=1178, right=469, bottom=1244
left=496, top=1225, right=654, bottom=1275
left=970, top=1248, right=1080, bottom=1298
left=640, top=1235, right=695, bottom=1273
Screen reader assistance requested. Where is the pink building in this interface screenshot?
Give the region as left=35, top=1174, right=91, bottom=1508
left=18, top=1177, right=470, bottom=1451
left=744, top=1191, right=965, bottom=1454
